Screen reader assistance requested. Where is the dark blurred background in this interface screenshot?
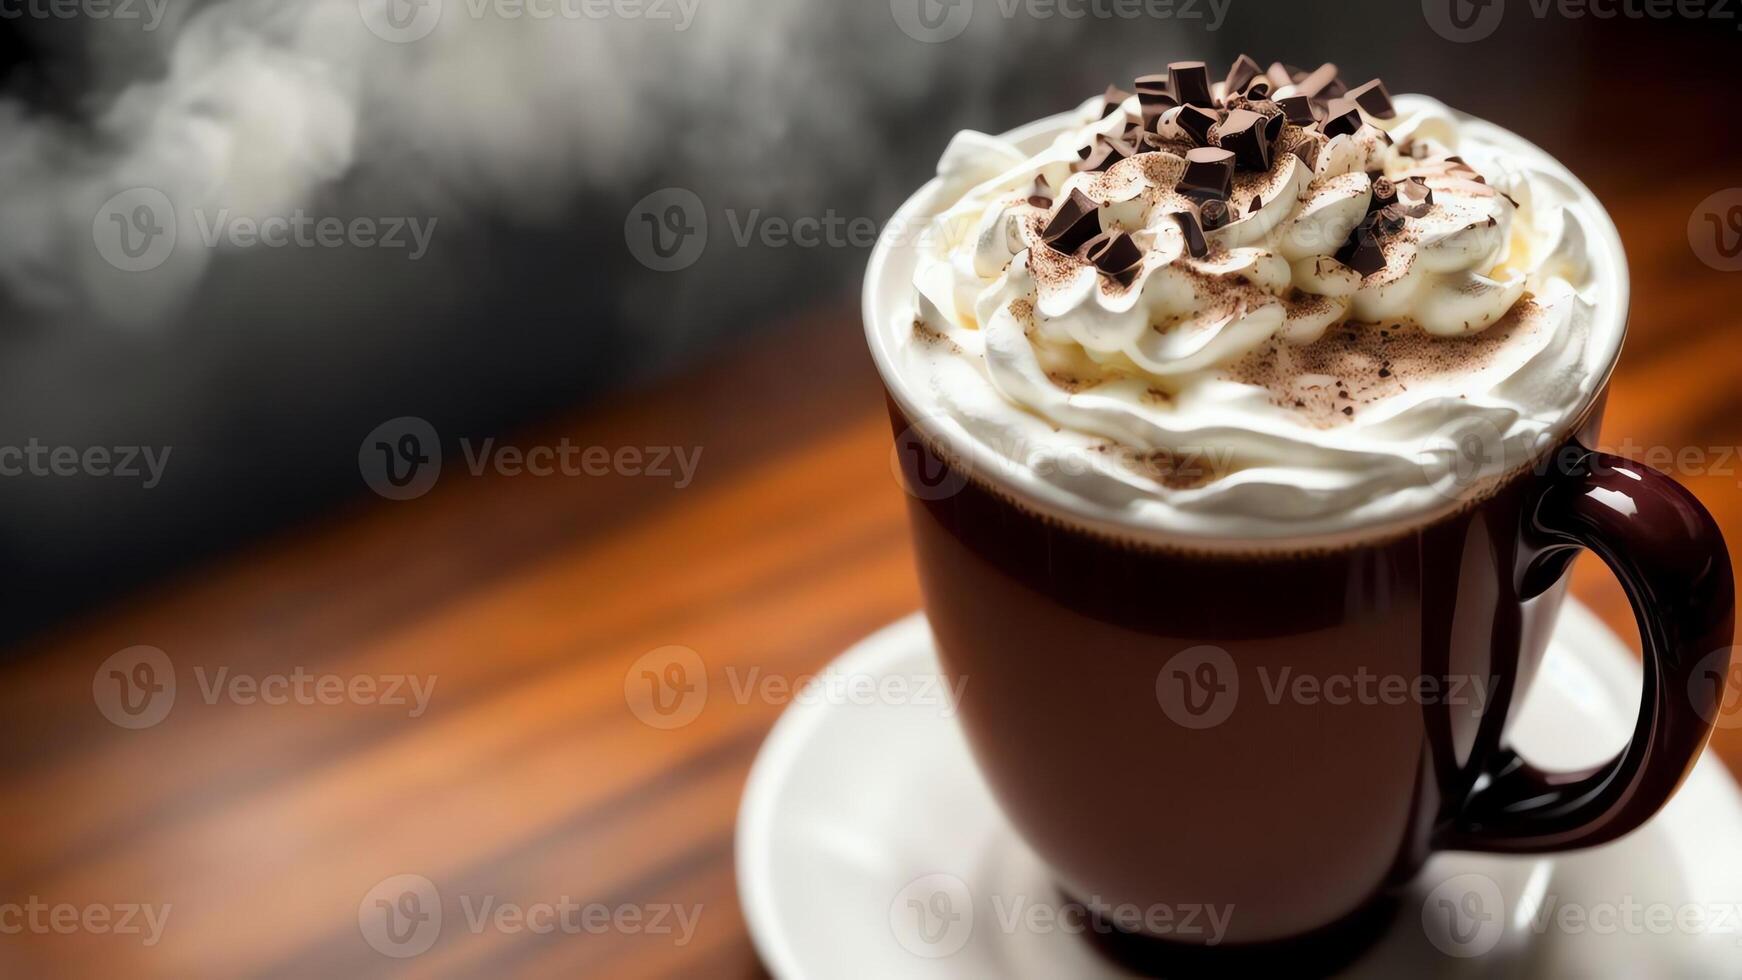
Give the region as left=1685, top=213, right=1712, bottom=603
left=0, top=0, right=1737, bottom=646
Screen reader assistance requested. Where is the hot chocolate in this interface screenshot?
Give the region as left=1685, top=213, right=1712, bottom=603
left=865, top=57, right=1733, bottom=974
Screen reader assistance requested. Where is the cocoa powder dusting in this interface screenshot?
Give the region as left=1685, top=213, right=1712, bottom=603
left=1224, top=299, right=1543, bottom=428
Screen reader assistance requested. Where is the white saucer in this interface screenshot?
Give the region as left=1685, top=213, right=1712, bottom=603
left=737, top=601, right=1742, bottom=978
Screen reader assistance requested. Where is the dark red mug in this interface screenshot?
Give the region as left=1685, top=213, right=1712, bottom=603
left=888, top=398, right=1732, bottom=967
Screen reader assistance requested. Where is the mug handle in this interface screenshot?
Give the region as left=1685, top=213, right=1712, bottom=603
left=1437, top=443, right=1735, bottom=853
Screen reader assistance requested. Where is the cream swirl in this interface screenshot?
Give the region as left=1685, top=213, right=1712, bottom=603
left=877, top=93, right=1626, bottom=542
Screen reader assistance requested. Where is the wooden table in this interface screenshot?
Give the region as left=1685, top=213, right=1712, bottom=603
left=1, top=172, right=1738, bottom=978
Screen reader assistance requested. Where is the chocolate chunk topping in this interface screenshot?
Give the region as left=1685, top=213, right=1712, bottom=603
left=1338, top=239, right=1385, bottom=278
left=1134, top=74, right=1178, bottom=125
left=1042, top=189, right=1102, bottom=255
left=1172, top=208, right=1209, bottom=259
left=1217, top=108, right=1271, bottom=171
left=1337, top=207, right=1406, bottom=277
left=1262, top=109, right=1285, bottom=145
left=1278, top=95, right=1317, bottom=127
left=1179, top=147, right=1235, bottom=202
left=1345, top=79, right=1396, bottom=120
left=1085, top=230, right=1144, bottom=284
left=1169, top=61, right=1214, bottom=108
left=1176, top=105, right=1219, bottom=146
left=1224, top=54, right=1263, bottom=96
left=1322, top=98, right=1362, bottom=138
left=1060, top=59, right=1405, bottom=232
left=1249, top=196, right=1262, bottom=215
left=1395, top=176, right=1434, bottom=217
left=1199, top=198, right=1230, bottom=231
left=1371, top=205, right=1407, bottom=237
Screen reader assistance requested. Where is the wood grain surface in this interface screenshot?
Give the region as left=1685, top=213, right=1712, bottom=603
left=0, top=169, right=1739, bottom=977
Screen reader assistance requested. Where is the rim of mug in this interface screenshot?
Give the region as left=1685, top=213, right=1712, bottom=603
left=862, top=98, right=1632, bottom=554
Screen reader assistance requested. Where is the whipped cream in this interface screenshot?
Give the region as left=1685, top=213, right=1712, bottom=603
left=870, top=93, right=1628, bottom=543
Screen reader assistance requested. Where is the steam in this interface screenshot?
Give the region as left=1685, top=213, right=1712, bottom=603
left=0, top=0, right=1081, bottom=325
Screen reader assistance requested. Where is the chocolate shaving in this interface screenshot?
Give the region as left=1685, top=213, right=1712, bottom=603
left=1169, top=61, right=1214, bottom=108
left=1369, top=176, right=1397, bottom=213
left=1199, top=198, right=1230, bottom=231
left=1042, top=189, right=1102, bottom=255
left=1179, top=147, right=1235, bottom=202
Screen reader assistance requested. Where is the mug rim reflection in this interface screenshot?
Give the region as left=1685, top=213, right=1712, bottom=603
left=863, top=100, right=1632, bottom=554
